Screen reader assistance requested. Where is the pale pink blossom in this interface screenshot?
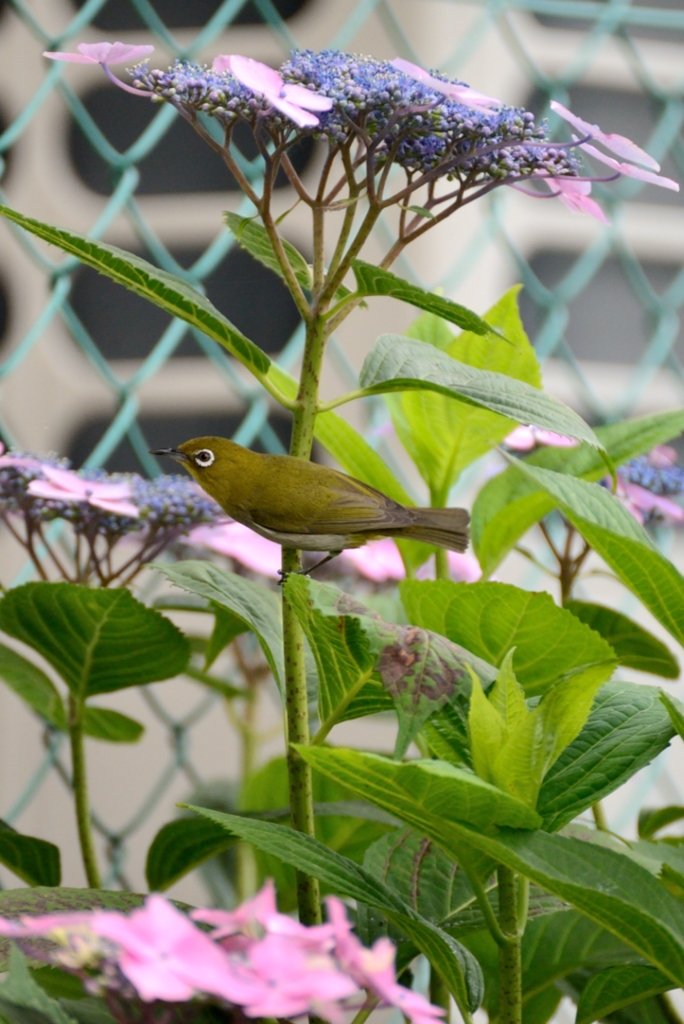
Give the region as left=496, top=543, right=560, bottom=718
left=447, top=551, right=482, bottom=582
left=342, top=538, right=406, bottom=581
left=0, top=453, right=46, bottom=471
left=390, top=58, right=501, bottom=111
left=505, top=425, right=580, bottom=451
left=92, top=896, right=238, bottom=1003
left=43, top=42, right=154, bottom=66
left=326, top=897, right=444, bottom=1024
left=213, top=55, right=333, bottom=128
left=0, top=911, right=94, bottom=936
left=27, top=466, right=139, bottom=518
left=620, top=481, right=684, bottom=525
left=543, top=177, right=609, bottom=223
left=183, top=521, right=281, bottom=577
left=649, top=445, right=678, bottom=469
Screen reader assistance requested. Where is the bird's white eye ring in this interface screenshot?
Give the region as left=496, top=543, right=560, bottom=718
left=193, top=448, right=215, bottom=468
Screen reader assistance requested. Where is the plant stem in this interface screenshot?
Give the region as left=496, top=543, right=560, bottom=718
left=429, top=967, right=450, bottom=1022
left=435, top=548, right=450, bottom=580
left=497, top=866, right=522, bottom=1024
left=68, top=695, right=101, bottom=888
left=592, top=800, right=609, bottom=831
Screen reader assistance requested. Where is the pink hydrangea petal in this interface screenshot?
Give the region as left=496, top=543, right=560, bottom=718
left=447, top=551, right=481, bottom=582
left=504, top=425, right=536, bottom=450
left=269, top=94, right=321, bottom=127
left=43, top=50, right=100, bottom=64
left=88, top=497, right=140, bottom=517
left=192, top=879, right=279, bottom=935
left=649, top=445, right=678, bottom=468
left=184, top=522, right=281, bottom=577
left=0, top=454, right=45, bottom=470
left=228, top=55, right=284, bottom=96
left=212, top=54, right=236, bottom=74
left=96, top=42, right=154, bottom=64
left=534, top=429, right=579, bottom=447
left=546, top=178, right=609, bottom=223
left=390, top=58, right=500, bottom=110
left=550, top=101, right=660, bottom=171
left=341, top=539, right=406, bottom=582
left=280, top=83, right=333, bottom=111
left=579, top=141, right=679, bottom=191
left=28, top=480, right=84, bottom=502
left=622, top=482, right=684, bottom=521
left=38, top=465, right=90, bottom=494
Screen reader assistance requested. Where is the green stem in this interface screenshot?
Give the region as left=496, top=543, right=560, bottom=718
left=434, top=548, right=450, bottom=580
left=68, top=695, right=101, bottom=889
left=497, top=866, right=522, bottom=1024
left=429, top=967, right=450, bottom=1022
left=592, top=800, right=609, bottom=831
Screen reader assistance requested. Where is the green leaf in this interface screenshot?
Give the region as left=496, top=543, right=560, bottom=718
left=575, top=965, right=673, bottom=1024
left=539, top=681, right=674, bottom=832
left=660, top=691, right=684, bottom=742
left=298, top=746, right=541, bottom=831
left=363, top=827, right=478, bottom=923
left=0, top=206, right=271, bottom=381
left=639, top=806, right=684, bottom=840
left=29, top=969, right=85, bottom=1002
left=0, top=644, right=66, bottom=729
left=58, top=998, right=117, bottom=1024
left=0, top=946, right=76, bottom=1024
left=82, top=708, right=144, bottom=744
left=186, top=805, right=483, bottom=1014
left=0, top=584, right=188, bottom=699
left=401, top=580, right=616, bottom=697
left=359, top=334, right=601, bottom=448
left=351, top=261, right=494, bottom=336
left=240, top=758, right=395, bottom=912
left=153, top=561, right=284, bottom=691
left=387, top=288, right=543, bottom=495
left=511, top=461, right=684, bottom=649
left=473, top=408, right=684, bottom=577
left=145, top=816, right=237, bottom=892
left=301, top=747, right=684, bottom=988
left=204, top=603, right=248, bottom=671
left=285, top=576, right=496, bottom=756
left=565, top=601, right=679, bottom=679
left=225, top=213, right=311, bottom=290
left=0, top=823, right=60, bottom=887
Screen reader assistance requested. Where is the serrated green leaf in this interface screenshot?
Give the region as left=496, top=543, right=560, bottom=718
left=298, top=746, right=541, bottom=831
left=225, top=213, right=311, bottom=289
left=0, top=644, right=66, bottom=729
left=575, top=964, right=673, bottom=1024
left=351, top=261, right=494, bottom=336
left=660, top=691, right=684, bottom=742
left=145, top=816, right=237, bottom=892
left=473, top=408, right=684, bottom=577
left=153, top=562, right=284, bottom=692
left=0, top=584, right=188, bottom=698
left=81, top=708, right=143, bottom=743
left=359, top=334, right=601, bottom=448
left=29, top=969, right=85, bottom=1002
left=511, top=461, right=684, bottom=649
left=539, top=681, right=674, bottom=832
left=285, top=576, right=496, bottom=757
left=185, top=805, right=483, bottom=1014
left=0, top=824, right=60, bottom=888
left=0, top=946, right=76, bottom=1024
left=401, top=580, right=616, bottom=697
left=0, top=206, right=271, bottom=381
left=387, top=288, right=542, bottom=495
left=302, top=747, right=684, bottom=988
left=565, top=601, right=679, bottom=679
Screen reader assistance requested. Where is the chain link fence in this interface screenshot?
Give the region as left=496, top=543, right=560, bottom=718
left=0, top=0, right=683, bottom=925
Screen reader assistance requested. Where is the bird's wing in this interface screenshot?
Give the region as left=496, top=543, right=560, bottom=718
left=248, top=475, right=412, bottom=535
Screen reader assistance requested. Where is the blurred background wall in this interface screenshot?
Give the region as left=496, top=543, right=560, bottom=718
left=0, top=2, right=683, bottom=1009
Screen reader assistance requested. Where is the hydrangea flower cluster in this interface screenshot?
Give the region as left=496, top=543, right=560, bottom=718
left=0, top=884, right=442, bottom=1024
left=44, top=42, right=677, bottom=224
left=0, top=445, right=223, bottom=586
left=616, top=446, right=684, bottom=526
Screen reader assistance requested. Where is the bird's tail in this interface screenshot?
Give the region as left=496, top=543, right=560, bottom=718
left=395, top=507, right=470, bottom=552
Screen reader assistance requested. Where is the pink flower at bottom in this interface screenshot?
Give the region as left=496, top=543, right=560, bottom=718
left=325, top=897, right=444, bottom=1024
left=92, top=896, right=237, bottom=1003
left=183, top=521, right=281, bottom=577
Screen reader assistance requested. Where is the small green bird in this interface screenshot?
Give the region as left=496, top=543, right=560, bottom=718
left=151, top=436, right=469, bottom=566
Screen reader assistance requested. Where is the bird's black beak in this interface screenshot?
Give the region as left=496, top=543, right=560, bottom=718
left=149, top=448, right=190, bottom=464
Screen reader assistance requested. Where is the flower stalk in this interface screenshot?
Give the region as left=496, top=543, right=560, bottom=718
left=68, top=694, right=102, bottom=889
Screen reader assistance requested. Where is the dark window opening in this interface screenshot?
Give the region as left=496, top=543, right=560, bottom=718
left=73, top=0, right=310, bottom=31
left=69, top=243, right=304, bottom=360
left=65, top=411, right=309, bottom=474
left=520, top=250, right=684, bottom=364
left=524, top=86, right=682, bottom=208
left=69, top=84, right=315, bottom=195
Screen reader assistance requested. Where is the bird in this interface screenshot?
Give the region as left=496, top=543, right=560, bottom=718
left=151, top=436, right=469, bottom=572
